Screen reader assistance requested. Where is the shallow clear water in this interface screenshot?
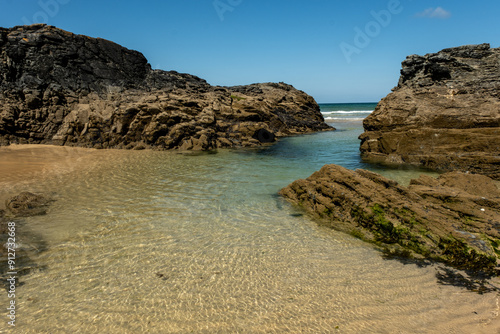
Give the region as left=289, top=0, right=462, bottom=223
left=1, top=122, right=499, bottom=333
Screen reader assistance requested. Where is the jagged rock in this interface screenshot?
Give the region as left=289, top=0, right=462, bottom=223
left=280, top=164, right=500, bottom=274
left=360, top=44, right=500, bottom=180
left=5, top=192, right=52, bottom=217
left=0, top=24, right=332, bottom=150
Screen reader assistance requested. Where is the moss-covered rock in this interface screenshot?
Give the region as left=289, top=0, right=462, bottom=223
left=279, top=164, right=500, bottom=274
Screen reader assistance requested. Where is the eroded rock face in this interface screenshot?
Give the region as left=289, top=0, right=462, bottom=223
left=280, top=164, right=500, bottom=274
left=0, top=24, right=331, bottom=150
left=360, top=44, right=500, bottom=180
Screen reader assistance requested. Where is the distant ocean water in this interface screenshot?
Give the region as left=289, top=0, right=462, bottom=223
left=319, top=102, right=377, bottom=122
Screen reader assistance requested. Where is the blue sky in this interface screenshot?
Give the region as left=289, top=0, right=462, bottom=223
left=1, top=1, right=499, bottom=103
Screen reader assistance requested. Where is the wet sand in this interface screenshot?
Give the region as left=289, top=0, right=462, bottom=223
left=0, top=144, right=98, bottom=208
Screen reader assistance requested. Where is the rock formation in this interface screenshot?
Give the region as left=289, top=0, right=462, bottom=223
left=0, top=24, right=331, bottom=150
left=280, top=165, right=500, bottom=274
left=5, top=192, right=53, bottom=217
left=360, top=44, right=500, bottom=180
left=1, top=192, right=52, bottom=279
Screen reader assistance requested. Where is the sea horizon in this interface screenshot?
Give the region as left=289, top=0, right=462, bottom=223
left=319, top=102, right=376, bottom=122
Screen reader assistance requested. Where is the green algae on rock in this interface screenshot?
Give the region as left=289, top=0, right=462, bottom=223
left=280, top=164, right=500, bottom=274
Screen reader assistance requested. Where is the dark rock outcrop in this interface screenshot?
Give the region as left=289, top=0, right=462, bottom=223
left=360, top=44, right=500, bottom=180
left=280, top=164, right=500, bottom=274
left=0, top=24, right=331, bottom=150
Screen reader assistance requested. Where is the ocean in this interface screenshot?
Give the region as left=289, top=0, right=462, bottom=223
left=0, top=104, right=498, bottom=333
left=319, top=102, right=377, bottom=122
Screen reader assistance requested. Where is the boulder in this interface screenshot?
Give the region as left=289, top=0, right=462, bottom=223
left=360, top=44, right=500, bottom=180
left=5, top=192, right=52, bottom=217
left=280, top=164, right=500, bottom=274
left=0, top=192, right=53, bottom=276
left=0, top=24, right=332, bottom=150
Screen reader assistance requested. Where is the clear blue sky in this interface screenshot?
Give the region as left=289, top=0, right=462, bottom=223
left=1, top=0, right=499, bottom=103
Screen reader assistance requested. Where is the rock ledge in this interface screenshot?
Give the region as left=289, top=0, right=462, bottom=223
left=280, top=164, right=500, bottom=274
left=360, top=44, right=500, bottom=180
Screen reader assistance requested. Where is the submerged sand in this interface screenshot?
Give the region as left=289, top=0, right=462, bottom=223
left=0, top=144, right=98, bottom=209
left=1, top=144, right=500, bottom=333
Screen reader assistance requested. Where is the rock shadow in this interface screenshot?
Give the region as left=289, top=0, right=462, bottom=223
left=381, top=251, right=499, bottom=294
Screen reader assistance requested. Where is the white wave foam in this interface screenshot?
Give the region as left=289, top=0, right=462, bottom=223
left=324, top=117, right=366, bottom=121
left=321, top=110, right=373, bottom=115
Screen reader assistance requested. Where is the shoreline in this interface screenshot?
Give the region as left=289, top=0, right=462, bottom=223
left=0, top=145, right=98, bottom=210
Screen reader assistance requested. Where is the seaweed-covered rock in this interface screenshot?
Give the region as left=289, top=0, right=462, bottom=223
left=280, top=164, right=500, bottom=274
left=5, top=192, right=52, bottom=217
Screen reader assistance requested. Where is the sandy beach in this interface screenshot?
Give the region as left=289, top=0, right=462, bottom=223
left=0, top=145, right=98, bottom=208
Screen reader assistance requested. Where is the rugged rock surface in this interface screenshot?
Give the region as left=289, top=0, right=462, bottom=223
left=5, top=191, right=53, bottom=217
left=360, top=44, right=500, bottom=180
left=280, top=165, right=500, bottom=274
left=0, top=24, right=331, bottom=150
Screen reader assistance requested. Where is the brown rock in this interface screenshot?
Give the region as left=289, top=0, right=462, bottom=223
left=0, top=193, right=52, bottom=278
left=280, top=164, right=500, bottom=274
left=0, top=24, right=333, bottom=151
left=5, top=192, right=52, bottom=217
left=360, top=44, right=500, bottom=180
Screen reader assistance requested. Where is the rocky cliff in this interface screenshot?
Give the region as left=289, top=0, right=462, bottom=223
left=360, top=44, right=500, bottom=180
left=0, top=24, right=331, bottom=150
left=280, top=165, right=500, bottom=274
